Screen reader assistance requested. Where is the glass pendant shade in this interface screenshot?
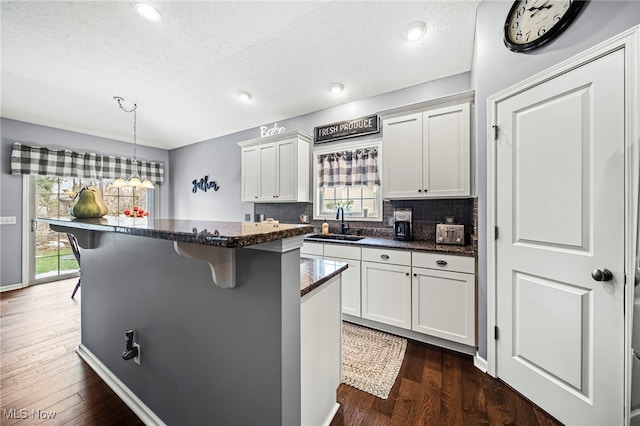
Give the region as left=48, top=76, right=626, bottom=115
left=141, top=179, right=154, bottom=189
left=128, top=176, right=142, bottom=187
left=113, top=178, right=127, bottom=187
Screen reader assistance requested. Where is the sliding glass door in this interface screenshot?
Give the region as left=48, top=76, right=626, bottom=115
left=26, top=176, right=151, bottom=285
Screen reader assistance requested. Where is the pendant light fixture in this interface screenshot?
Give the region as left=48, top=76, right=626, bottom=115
left=113, top=96, right=154, bottom=189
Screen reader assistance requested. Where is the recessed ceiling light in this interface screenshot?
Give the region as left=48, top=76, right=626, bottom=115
left=134, top=3, right=162, bottom=22
left=403, top=21, right=426, bottom=42
left=238, top=91, right=252, bottom=102
left=329, top=83, right=344, bottom=95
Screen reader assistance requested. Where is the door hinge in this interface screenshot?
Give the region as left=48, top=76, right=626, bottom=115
left=492, top=125, right=498, bottom=140
left=494, top=326, right=499, bottom=340
left=494, top=226, right=499, bottom=240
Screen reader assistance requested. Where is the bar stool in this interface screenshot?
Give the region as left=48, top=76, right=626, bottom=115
left=67, top=233, right=81, bottom=299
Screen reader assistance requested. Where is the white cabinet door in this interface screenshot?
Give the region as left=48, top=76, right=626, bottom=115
left=276, top=139, right=296, bottom=201
left=411, top=267, right=475, bottom=346
left=326, top=256, right=361, bottom=317
left=258, top=143, right=277, bottom=201
left=361, top=261, right=411, bottom=329
left=422, top=103, right=470, bottom=197
left=382, top=113, right=423, bottom=199
left=241, top=146, right=259, bottom=202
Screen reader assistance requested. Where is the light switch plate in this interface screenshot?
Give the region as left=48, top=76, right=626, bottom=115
left=0, top=216, right=17, bottom=225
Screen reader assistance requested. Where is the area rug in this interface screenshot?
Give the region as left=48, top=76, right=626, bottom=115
left=341, top=322, right=407, bottom=399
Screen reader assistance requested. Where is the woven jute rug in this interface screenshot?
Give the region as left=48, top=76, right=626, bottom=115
left=341, top=322, right=408, bottom=399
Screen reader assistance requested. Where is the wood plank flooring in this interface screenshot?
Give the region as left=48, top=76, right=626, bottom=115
left=1, top=279, right=143, bottom=426
left=330, top=336, right=562, bottom=426
left=2, top=279, right=561, bottom=426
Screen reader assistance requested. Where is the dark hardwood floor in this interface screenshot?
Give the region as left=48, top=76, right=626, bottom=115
left=1, top=278, right=143, bottom=426
left=330, top=336, right=562, bottom=426
left=2, top=279, right=561, bottom=426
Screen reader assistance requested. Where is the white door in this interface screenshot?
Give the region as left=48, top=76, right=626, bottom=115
left=361, top=261, right=411, bottom=329
left=241, top=146, right=259, bottom=201
left=276, top=139, right=295, bottom=201
left=495, top=49, right=624, bottom=425
left=257, top=143, right=276, bottom=201
left=423, top=103, right=471, bottom=198
left=411, top=267, right=475, bottom=346
left=382, top=112, right=423, bottom=199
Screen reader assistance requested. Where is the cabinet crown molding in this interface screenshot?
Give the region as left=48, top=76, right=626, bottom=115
left=237, top=129, right=312, bottom=148
left=378, top=90, right=474, bottom=120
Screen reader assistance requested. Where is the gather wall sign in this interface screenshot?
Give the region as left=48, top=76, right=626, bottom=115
left=192, top=175, right=220, bottom=194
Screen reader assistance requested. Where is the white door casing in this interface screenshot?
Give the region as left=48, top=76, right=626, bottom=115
left=492, top=48, right=625, bottom=425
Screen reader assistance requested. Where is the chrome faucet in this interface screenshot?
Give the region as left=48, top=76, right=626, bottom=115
left=336, top=207, right=349, bottom=235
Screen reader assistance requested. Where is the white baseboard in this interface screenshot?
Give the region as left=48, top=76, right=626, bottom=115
left=323, top=403, right=340, bottom=426
left=0, top=283, right=25, bottom=292
left=473, top=352, right=488, bottom=373
left=76, top=344, right=166, bottom=426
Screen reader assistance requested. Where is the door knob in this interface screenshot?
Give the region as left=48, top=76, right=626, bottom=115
left=591, top=268, right=613, bottom=282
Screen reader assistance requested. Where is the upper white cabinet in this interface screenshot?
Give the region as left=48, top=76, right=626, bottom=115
left=380, top=91, right=473, bottom=199
left=238, top=130, right=311, bottom=202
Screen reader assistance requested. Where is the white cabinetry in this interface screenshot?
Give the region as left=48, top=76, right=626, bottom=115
left=238, top=130, right=311, bottom=202
left=325, top=244, right=361, bottom=317
left=411, top=252, right=476, bottom=346
left=361, top=248, right=412, bottom=330
left=381, top=91, right=472, bottom=199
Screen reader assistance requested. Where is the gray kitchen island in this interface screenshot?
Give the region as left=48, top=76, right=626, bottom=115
left=39, top=216, right=345, bottom=426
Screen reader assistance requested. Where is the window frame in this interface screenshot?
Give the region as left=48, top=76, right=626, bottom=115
left=312, top=138, right=383, bottom=222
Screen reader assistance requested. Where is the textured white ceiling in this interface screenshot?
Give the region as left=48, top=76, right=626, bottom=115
left=1, top=1, right=480, bottom=149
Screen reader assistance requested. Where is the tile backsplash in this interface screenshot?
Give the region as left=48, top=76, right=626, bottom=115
left=254, top=198, right=477, bottom=243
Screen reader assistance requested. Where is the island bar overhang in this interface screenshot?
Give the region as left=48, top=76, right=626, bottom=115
left=39, top=217, right=314, bottom=426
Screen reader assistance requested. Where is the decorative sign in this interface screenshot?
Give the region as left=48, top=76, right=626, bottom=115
left=314, top=114, right=379, bottom=144
left=260, top=122, right=286, bottom=137
left=192, top=175, right=220, bottom=194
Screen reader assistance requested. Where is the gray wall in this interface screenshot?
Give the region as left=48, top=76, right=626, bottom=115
left=0, top=118, right=170, bottom=288
left=471, top=1, right=640, bottom=359
left=168, top=72, right=471, bottom=220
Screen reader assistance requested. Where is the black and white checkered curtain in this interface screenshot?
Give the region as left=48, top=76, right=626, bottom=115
left=318, top=147, right=380, bottom=187
left=10, top=142, right=164, bottom=184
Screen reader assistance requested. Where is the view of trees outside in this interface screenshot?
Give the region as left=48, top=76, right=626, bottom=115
left=35, top=176, right=149, bottom=280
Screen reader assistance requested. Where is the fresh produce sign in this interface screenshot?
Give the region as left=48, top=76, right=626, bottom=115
left=314, top=114, right=379, bottom=144
left=192, top=175, right=220, bottom=194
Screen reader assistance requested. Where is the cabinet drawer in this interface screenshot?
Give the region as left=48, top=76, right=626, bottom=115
left=362, top=247, right=411, bottom=266
left=412, top=252, right=474, bottom=274
left=324, top=244, right=361, bottom=260
left=301, top=242, right=323, bottom=256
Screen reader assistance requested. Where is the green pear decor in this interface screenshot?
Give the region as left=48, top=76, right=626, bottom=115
left=71, top=186, right=109, bottom=218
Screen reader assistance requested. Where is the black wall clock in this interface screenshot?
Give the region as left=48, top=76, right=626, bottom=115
left=504, top=0, right=586, bottom=52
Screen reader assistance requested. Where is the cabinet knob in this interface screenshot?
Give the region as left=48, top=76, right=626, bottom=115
left=405, top=272, right=409, bottom=276
left=254, top=196, right=258, bottom=199
left=423, top=189, right=428, bottom=192
left=436, top=260, right=448, bottom=266
left=418, top=189, right=422, bottom=193
left=413, top=273, right=417, bottom=277
left=380, top=254, right=390, bottom=260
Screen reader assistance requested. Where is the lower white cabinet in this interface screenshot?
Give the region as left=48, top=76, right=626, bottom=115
left=361, top=258, right=412, bottom=330
left=411, top=252, right=476, bottom=346
left=324, top=244, right=362, bottom=317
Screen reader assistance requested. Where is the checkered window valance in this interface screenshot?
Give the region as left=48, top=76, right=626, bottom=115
left=317, top=147, right=380, bottom=187
left=10, top=142, right=164, bottom=185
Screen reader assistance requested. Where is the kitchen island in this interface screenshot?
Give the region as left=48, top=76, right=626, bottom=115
left=39, top=216, right=345, bottom=426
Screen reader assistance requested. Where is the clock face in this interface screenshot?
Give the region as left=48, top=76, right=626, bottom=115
left=504, top=0, right=585, bottom=52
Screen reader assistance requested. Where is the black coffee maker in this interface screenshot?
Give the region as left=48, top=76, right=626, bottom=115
left=393, top=207, right=413, bottom=241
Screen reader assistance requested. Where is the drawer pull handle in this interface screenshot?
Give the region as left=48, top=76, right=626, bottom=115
left=381, top=254, right=390, bottom=260
left=436, top=260, right=448, bottom=266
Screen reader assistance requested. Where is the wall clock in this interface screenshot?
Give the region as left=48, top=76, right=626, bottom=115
left=504, top=0, right=586, bottom=52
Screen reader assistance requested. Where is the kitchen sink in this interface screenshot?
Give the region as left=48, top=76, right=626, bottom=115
left=306, top=233, right=365, bottom=242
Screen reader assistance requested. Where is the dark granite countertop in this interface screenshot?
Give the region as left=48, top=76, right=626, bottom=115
left=300, top=257, right=348, bottom=297
left=304, top=233, right=477, bottom=256
left=37, top=216, right=313, bottom=248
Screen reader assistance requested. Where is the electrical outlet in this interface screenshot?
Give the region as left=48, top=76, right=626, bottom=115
left=134, top=343, right=141, bottom=365
left=0, top=216, right=17, bottom=225
left=244, top=213, right=251, bottom=221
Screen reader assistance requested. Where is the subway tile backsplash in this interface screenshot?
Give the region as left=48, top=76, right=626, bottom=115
left=254, top=197, right=477, bottom=243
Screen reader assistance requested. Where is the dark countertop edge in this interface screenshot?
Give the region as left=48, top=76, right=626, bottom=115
left=300, top=257, right=348, bottom=298
left=304, top=235, right=477, bottom=256
left=38, top=217, right=314, bottom=249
